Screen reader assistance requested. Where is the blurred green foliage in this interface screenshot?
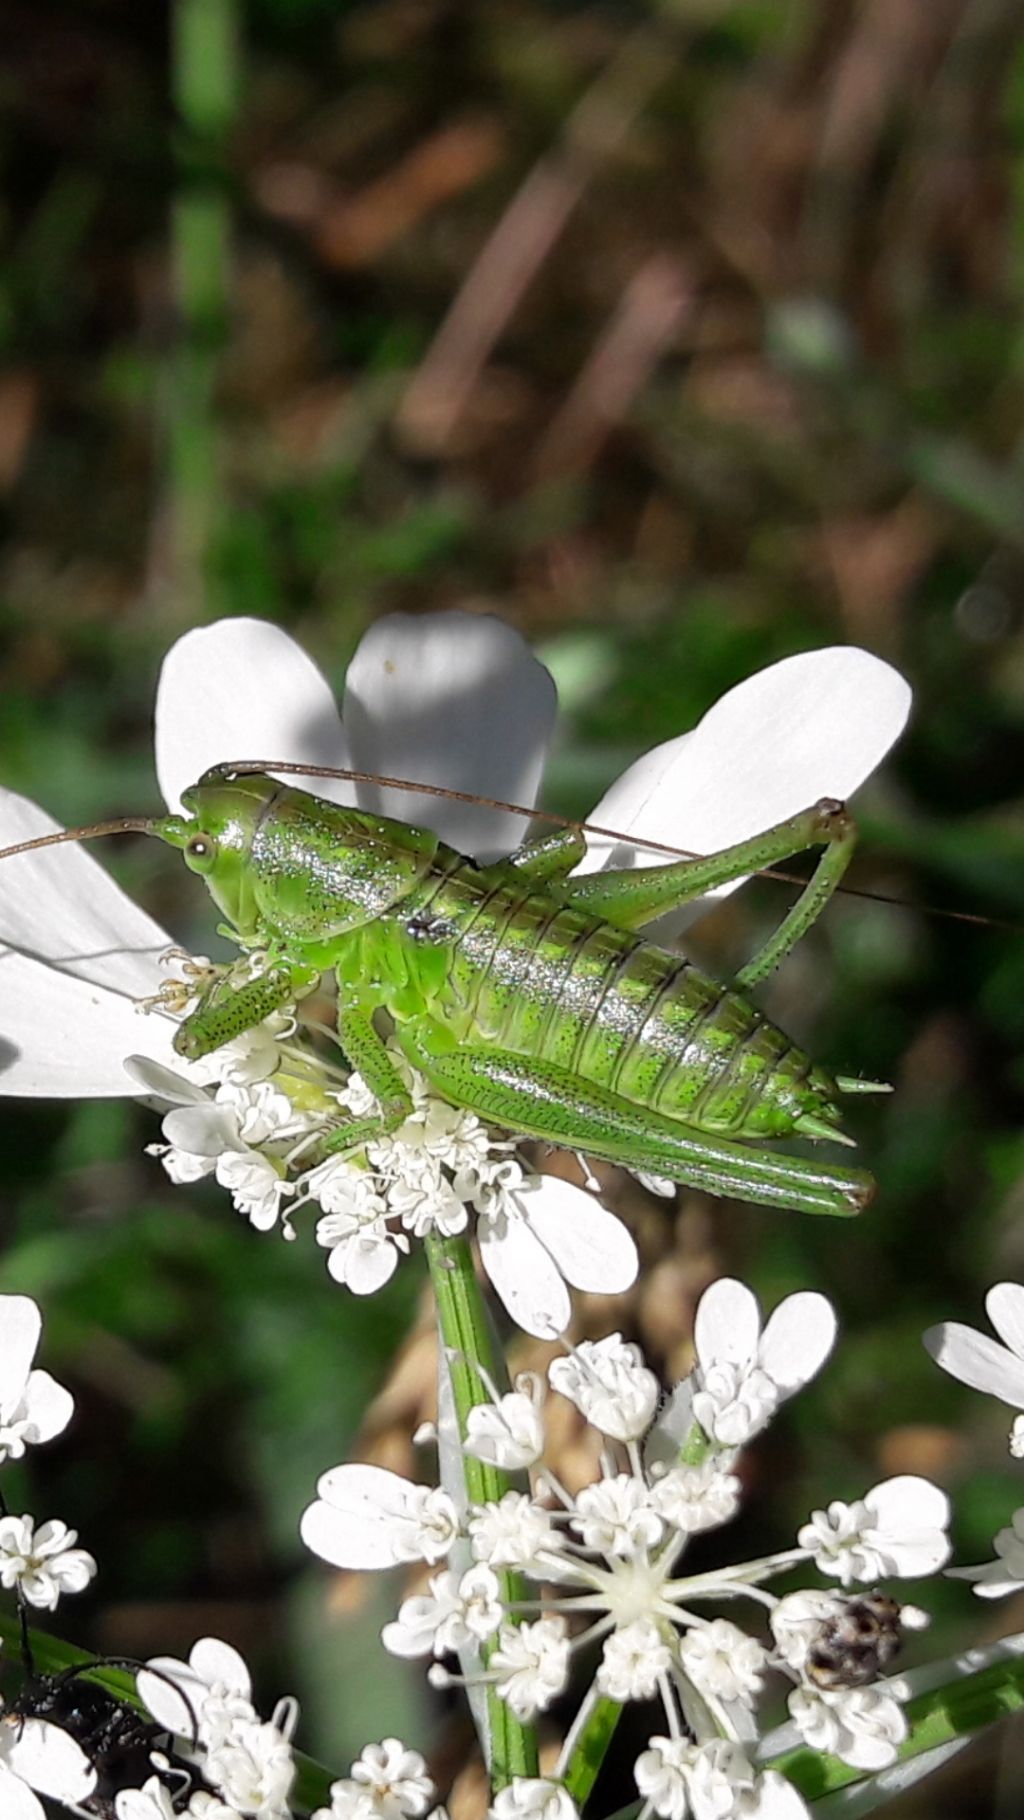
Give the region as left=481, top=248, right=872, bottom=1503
left=3, top=0, right=1024, bottom=1811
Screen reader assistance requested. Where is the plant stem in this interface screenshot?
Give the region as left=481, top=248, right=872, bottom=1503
left=561, top=1689, right=624, bottom=1806
left=425, top=1228, right=539, bottom=1789
left=764, top=1643, right=1024, bottom=1800
left=169, top=0, right=239, bottom=616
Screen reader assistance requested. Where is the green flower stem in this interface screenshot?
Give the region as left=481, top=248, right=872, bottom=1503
left=424, top=1228, right=540, bottom=1789
left=765, top=1646, right=1024, bottom=1800
left=562, top=1692, right=624, bottom=1806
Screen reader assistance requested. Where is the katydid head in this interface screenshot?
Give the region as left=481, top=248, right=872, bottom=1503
left=150, top=769, right=278, bottom=937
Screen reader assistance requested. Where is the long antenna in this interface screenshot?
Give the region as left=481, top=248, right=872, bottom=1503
left=0, top=767, right=1015, bottom=936
left=212, top=761, right=1018, bottom=935
left=0, top=817, right=153, bottom=862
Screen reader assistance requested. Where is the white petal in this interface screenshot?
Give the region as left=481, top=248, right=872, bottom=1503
left=123, top=1056, right=211, bottom=1105
left=154, top=617, right=351, bottom=815
left=0, top=954, right=191, bottom=1096
left=0, top=1761, right=45, bottom=1820
left=0, top=791, right=178, bottom=1094
left=5, top=1716, right=96, bottom=1801
left=759, top=1293, right=837, bottom=1395
left=21, top=1371, right=74, bottom=1444
left=923, top=1322, right=1024, bottom=1408
left=519, top=1177, right=638, bottom=1293
left=752, top=1771, right=811, bottom=1820
left=478, top=1213, right=571, bottom=1339
left=578, top=649, right=911, bottom=907
left=0, top=789, right=171, bottom=995
left=299, top=1464, right=426, bottom=1568
left=867, top=1475, right=950, bottom=1529
left=343, top=612, right=557, bottom=859
left=947, top=1563, right=1024, bottom=1598
left=136, top=1658, right=201, bottom=1736
left=161, top=1105, right=236, bottom=1158
left=0, top=1297, right=40, bottom=1416
left=694, top=1278, right=761, bottom=1369
left=189, top=1636, right=251, bottom=1695
left=986, top=1284, right=1024, bottom=1362
left=115, top=1791, right=167, bottom=1820
left=339, top=1238, right=400, bottom=1295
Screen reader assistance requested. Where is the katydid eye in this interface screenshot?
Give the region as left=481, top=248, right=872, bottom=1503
left=186, top=833, right=217, bottom=868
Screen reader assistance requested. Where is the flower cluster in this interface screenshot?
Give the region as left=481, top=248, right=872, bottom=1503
left=0, top=1293, right=99, bottom=1817
left=926, top=1282, right=1024, bottom=1597
left=133, top=1018, right=637, bottom=1340
left=127, top=1635, right=299, bottom=1819
left=0, top=1296, right=310, bottom=1820
left=302, top=1280, right=950, bottom=1820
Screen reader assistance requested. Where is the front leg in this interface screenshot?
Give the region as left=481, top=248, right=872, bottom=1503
left=173, top=958, right=320, bottom=1061
left=315, top=982, right=415, bottom=1159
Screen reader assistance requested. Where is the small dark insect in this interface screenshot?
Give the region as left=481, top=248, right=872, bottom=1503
left=404, top=911, right=455, bottom=943
left=8, top=1659, right=206, bottom=1818
left=806, top=1593, right=904, bottom=1690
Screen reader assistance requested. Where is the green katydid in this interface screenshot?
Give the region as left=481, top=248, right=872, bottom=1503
left=0, top=760, right=889, bottom=1218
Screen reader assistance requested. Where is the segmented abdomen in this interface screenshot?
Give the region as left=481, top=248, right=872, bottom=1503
left=404, top=856, right=837, bottom=1140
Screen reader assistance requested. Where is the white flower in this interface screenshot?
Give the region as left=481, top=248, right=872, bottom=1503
left=474, top=1165, right=637, bottom=1341
left=649, top=1462, right=741, bottom=1535
left=635, top=1737, right=695, bottom=1820
left=571, top=1475, right=664, bottom=1557
left=300, top=1466, right=460, bottom=1571
left=788, top=1682, right=907, bottom=1770
left=798, top=1476, right=951, bottom=1585
left=468, top=1493, right=556, bottom=1570
left=947, top=1506, right=1024, bottom=1598
left=314, top=1173, right=407, bottom=1295
left=677, top=1619, right=767, bottom=1705
left=115, top=1780, right=179, bottom=1820
left=320, top=1739, right=435, bottom=1820
left=382, top=1564, right=504, bottom=1658
left=216, top=1151, right=290, bottom=1232
left=549, top=1334, right=659, bottom=1441
left=0, top=1714, right=98, bottom=1820
left=204, top=1716, right=295, bottom=1817
left=0, top=1296, right=74, bottom=1464
left=635, top=1739, right=809, bottom=1820
left=688, top=1279, right=837, bottom=1448
left=138, top=1636, right=257, bottom=1750
left=303, top=1324, right=923, bottom=1786
left=925, top=1283, right=1024, bottom=1452
left=490, top=1617, right=571, bottom=1717
left=463, top=1378, right=545, bottom=1469
left=0, top=1515, right=96, bottom=1609
left=597, top=1617, right=672, bottom=1701
left=489, top=1780, right=578, bottom=1820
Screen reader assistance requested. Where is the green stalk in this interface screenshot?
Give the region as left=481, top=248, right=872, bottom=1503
left=562, top=1691, right=624, bottom=1806
left=169, top=0, right=239, bottom=616
left=765, top=1645, right=1024, bottom=1800
left=424, top=1228, right=540, bottom=1789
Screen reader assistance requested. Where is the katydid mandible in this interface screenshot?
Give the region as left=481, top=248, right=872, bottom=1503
left=0, top=763, right=889, bottom=1217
